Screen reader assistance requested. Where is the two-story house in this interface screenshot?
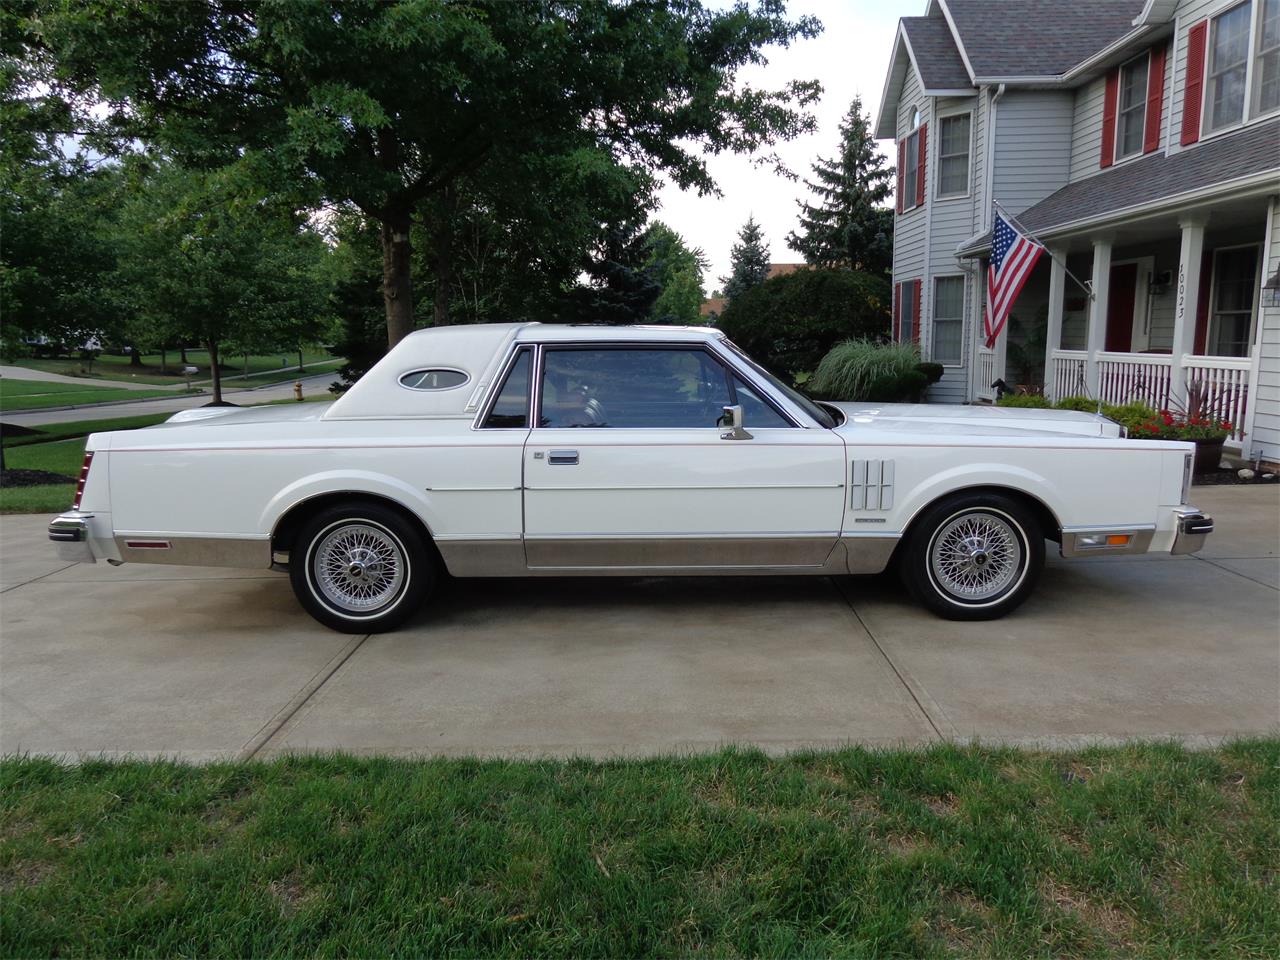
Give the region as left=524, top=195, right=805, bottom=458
left=876, top=0, right=1280, bottom=463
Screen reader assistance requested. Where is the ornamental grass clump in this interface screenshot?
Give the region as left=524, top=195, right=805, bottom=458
left=808, top=339, right=928, bottom=401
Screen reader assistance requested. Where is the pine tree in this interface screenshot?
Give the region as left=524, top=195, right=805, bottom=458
left=786, top=96, right=894, bottom=275
left=721, top=216, right=770, bottom=304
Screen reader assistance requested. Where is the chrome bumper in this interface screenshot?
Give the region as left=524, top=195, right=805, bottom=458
left=1171, top=507, right=1213, bottom=556
left=48, top=514, right=96, bottom=563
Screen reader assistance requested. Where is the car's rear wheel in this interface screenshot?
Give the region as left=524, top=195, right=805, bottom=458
left=289, top=503, right=433, bottom=633
left=898, top=492, right=1044, bottom=620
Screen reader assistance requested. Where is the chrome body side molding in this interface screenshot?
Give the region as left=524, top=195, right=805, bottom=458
left=114, top=535, right=272, bottom=568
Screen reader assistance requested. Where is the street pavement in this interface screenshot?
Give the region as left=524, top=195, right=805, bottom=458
left=1, top=485, right=1276, bottom=761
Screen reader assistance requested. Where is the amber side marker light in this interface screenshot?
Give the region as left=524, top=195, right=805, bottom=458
left=1077, top=533, right=1133, bottom=548
left=71, top=451, right=94, bottom=510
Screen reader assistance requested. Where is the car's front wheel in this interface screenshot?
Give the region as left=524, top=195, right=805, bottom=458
left=898, top=492, right=1044, bottom=620
left=289, top=503, right=433, bottom=633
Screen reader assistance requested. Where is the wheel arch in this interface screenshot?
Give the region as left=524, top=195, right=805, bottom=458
left=270, top=490, right=437, bottom=561
left=895, top=484, right=1063, bottom=559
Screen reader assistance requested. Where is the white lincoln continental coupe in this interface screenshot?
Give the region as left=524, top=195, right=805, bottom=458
left=50, top=323, right=1213, bottom=631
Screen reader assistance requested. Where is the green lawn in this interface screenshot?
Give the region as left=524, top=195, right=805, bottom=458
left=2, top=742, right=1277, bottom=958
left=13, top=349, right=340, bottom=387
left=0, top=378, right=187, bottom=412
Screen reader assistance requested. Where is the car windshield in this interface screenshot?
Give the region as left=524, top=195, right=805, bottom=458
left=720, top=339, right=836, bottom=429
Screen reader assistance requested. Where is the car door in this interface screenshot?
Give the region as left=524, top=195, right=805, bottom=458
left=522, top=342, right=847, bottom=571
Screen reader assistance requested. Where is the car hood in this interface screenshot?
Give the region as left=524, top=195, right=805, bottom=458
left=825, top=402, right=1125, bottom=440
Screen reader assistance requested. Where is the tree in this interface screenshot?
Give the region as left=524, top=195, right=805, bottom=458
left=114, top=160, right=331, bottom=403
left=786, top=96, right=893, bottom=274
left=716, top=267, right=891, bottom=383
left=721, top=216, right=771, bottom=304
left=555, top=219, right=664, bottom=326
left=38, top=1, right=822, bottom=347
left=643, top=222, right=708, bottom=325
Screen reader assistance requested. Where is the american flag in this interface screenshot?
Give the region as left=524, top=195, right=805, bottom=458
left=985, top=209, right=1045, bottom=348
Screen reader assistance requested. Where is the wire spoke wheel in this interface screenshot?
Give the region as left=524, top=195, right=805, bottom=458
left=928, top=511, right=1023, bottom=603
left=312, top=522, right=406, bottom=614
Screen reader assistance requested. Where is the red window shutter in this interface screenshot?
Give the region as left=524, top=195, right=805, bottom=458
left=916, top=123, right=927, bottom=208
left=897, top=140, right=906, bottom=214
left=912, top=280, right=922, bottom=344
left=1182, top=21, right=1207, bottom=146
left=896, top=281, right=906, bottom=343
left=1100, top=68, right=1119, bottom=168
left=1144, top=44, right=1167, bottom=153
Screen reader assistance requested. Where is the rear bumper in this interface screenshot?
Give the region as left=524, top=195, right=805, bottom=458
left=1171, top=507, right=1213, bottom=555
left=48, top=513, right=97, bottom=562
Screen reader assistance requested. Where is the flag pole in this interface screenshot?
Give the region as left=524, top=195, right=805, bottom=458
left=994, top=201, right=1094, bottom=300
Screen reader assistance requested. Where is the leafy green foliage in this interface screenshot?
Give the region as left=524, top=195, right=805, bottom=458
left=2, top=742, right=1279, bottom=956
left=35, top=0, right=822, bottom=343
left=996, top=394, right=1053, bottom=409
left=642, top=222, right=708, bottom=325
left=808, top=339, right=939, bottom=402
left=997, top=394, right=1159, bottom=432
left=787, top=96, right=893, bottom=275
left=717, top=268, right=892, bottom=383
left=721, top=216, right=771, bottom=304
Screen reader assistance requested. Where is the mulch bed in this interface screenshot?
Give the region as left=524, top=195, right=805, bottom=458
left=1194, top=468, right=1279, bottom=486
left=0, top=468, right=75, bottom=488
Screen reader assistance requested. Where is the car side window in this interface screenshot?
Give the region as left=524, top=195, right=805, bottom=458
left=539, top=348, right=732, bottom=428
left=730, top=375, right=792, bottom=428
left=481, top=348, right=532, bottom=428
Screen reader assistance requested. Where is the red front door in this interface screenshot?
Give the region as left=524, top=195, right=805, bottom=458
left=1105, top=263, right=1138, bottom=353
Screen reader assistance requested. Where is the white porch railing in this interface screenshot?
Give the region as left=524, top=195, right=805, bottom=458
left=975, top=348, right=996, bottom=401
left=1049, top=350, right=1088, bottom=400
left=1097, top=352, right=1173, bottom=411
left=1046, top=349, right=1250, bottom=443
left=1183, top=355, right=1250, bottom=442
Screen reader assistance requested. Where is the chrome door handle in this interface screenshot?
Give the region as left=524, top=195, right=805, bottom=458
left=548, top=450, right=579, bottom=465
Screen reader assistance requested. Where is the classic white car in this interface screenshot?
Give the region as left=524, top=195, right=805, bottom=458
left=50, top=323, right=1212, bottom=632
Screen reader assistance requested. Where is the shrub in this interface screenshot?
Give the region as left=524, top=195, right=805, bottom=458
left=715, top=268, right=891, bottom=383
left=997, top=394, right=1052, bottom=408
left=1053, top=395, right=1096, bottom=413
left=808, top=339, right=940, bottom=402
left=1053, top=396, right=1158, bottom=431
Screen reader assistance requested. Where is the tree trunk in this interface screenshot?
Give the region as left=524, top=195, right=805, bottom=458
left=381, top=206, right=415, bottom=348
left=180, top=345, right=188, bottom=364
left=431, top=185, right=457, bottom=327
left=160, top=347, right=167, bottom=374
left=130, top=348, right=142, bottom=367
left=298, top=349, right=304, bottom=372
left=244, top=353, right=249, bottom=380
left=207, top=340, right=222, bottom=404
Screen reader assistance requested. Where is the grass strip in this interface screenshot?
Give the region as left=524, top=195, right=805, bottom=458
left=2, top=741, right=1277, bottom=957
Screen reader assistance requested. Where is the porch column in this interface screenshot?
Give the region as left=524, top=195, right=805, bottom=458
left=1169, top=213, right=1208, bottom=403
left=1043, top=247, right=1066, bottom=401
left=1085, top=235, right=1113, bottom=397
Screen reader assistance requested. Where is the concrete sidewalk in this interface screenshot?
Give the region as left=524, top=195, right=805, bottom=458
left=2, top=373, right=337, bottom=427
left=1, top=485, right=1276, bottom=761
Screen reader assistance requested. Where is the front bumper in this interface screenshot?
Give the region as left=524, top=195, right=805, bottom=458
left=1171, top=507, right=1213, bottom=555
left=48, top=513, right=97, bottom=563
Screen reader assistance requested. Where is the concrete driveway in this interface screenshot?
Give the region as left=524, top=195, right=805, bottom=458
left=2, top=485, right=1276, bottom=761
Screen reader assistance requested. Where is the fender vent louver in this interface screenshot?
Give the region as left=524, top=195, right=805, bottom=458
left=851, top=459, right=894, bottom=511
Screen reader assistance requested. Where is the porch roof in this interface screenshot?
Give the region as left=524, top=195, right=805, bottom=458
left=958, top=119, right=1280, bottom=256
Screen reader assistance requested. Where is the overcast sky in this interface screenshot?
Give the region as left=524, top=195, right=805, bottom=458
left=654, top=0, right=907, bottom=289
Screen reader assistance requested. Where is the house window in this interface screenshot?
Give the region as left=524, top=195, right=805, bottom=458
left=1256, top=0, right=1280, bottom=113
left=1116, top=53, right=1149, bottom=158
left=932, top=276, right=964, bottom=364
left=1208, top=245, right=1259, bottom=356
left=1206, top=1, right=1253, bottom=132
left=901, top=108, right=921, bottom=210
left=937, top=113, right=971, bottom=196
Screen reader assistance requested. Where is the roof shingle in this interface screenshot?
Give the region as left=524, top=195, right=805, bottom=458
left=902, top=17, right=973, bottom=90
left=943, top=0, right=1147, bottom=78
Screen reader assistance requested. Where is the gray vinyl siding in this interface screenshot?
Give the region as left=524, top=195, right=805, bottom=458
left=1251, top=197, right=1280, bottom=463
left=1069, top=75, right=1108, bottom=182
left=892, top=66, right=928, bottom=298
left=991, top=91, right=1074, bottom=216
left=927, top=95, right=982, bottom=401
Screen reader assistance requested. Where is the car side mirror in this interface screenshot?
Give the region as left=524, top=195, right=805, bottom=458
left=720, top=404, right=753, bottom=441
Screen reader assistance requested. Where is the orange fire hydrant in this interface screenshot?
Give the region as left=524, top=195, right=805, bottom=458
left=294, top=380, right=303, bottom=402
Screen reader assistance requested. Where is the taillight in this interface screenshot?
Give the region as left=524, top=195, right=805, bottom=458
left=72, top=451, right=94, bottom=510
